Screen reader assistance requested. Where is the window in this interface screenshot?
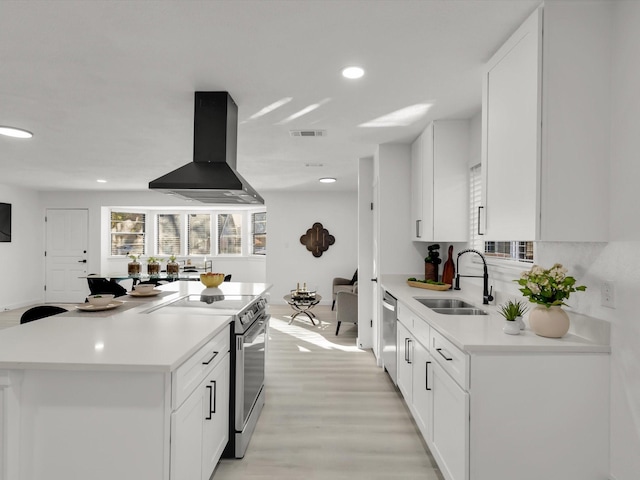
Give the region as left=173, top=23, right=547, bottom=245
left=469, top=165, right=533, bottom=263
left=217, top=213, right=242, bottom=255
left=111, top=211, right=146, bottom=256
left=157, top=214, right=181, bottom=255
left=188, top=213, right=211, bottom=255
left=252, top=212, right=266, bottom=255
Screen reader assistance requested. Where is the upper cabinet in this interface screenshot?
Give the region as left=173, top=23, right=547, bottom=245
left=411, top=120, right=469, bottom=242
left=481, top=3, right=611, bottom=242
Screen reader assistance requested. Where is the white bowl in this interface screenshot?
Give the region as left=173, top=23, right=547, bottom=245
left=87, top=294, right=115, bottom=306
left=134, top=284, right=156, bottom=293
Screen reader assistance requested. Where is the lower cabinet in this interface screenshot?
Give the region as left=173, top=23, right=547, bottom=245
left=411, top=339, right=433, bottom=441
left=394, top=300, right=609, bottom=480
left=171, top=354, right=229, bottom=480
left=396, top=321, right=413, bottom=401
left=430, top=359, right=469, bottom=480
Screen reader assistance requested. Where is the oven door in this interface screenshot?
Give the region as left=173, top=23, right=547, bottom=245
left=235, top=312, right=269, bottom=431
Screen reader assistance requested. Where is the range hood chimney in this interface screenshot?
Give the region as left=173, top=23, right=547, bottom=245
left=149, top=92, right=264, bottom=204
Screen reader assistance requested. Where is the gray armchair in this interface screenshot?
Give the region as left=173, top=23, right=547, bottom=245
left=335, top=287, right=358, bottom=335
left=332, top=270, right=358, bottom=310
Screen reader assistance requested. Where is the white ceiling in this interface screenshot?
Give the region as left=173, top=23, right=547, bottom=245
left=0, top=0, right=540, bottom=195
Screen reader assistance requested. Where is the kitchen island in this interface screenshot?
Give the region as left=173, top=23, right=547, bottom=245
left=381, top=274, right=610, bottom=480
left=0, top=281, right=270, bottom=480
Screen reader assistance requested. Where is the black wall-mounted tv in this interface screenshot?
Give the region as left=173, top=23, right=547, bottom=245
left=0, top=203, right=11, bottom=242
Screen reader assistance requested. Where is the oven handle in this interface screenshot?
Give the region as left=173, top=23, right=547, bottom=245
left=243, top=314, right=269, bottom=344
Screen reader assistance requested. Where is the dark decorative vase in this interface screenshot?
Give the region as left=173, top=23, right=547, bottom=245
left=425, top=262, right=438, bottom=282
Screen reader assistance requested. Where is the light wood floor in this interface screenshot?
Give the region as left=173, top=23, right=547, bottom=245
left=0, top=303, right=444, bottom=479
left=213, top=304, right=444, bottom=480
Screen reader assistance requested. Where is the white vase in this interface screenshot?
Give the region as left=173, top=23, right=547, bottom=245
left=528, top=305, right=570, bottom=338
left=503, top=320, right=520, bottom=335
left=515, top=315, right=525, bottom=330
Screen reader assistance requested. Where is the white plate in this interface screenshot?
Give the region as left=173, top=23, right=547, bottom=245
left=76, top=300, right=125, bottom=312
left=127, top=289, right=162, bottom=297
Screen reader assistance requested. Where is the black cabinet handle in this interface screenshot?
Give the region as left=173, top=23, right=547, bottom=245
left=407, top=339, right=412, bottom=364
left=205, top=380, right=217, bottom=420
left=436, top=348, right=453, bottom=361
left=211, top=380, right=217, bottom=414
left=478, top=206, right=485, bottom=236
left=416, top=220, right=421, bottom=238
left=77, top=259, right=87, bottom=263
left=205, top=384, right=213, bottom=420
left=202, top=351, right=219, bottom=365
left=426, top=361, right=431, bottom=391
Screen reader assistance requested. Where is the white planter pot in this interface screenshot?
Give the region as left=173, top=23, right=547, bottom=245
left=503, top=320, right=521, bottom=335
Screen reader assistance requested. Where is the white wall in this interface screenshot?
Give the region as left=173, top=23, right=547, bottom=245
left=376, top=143, right=427, bottom=275
left=0, top=184, right=43, bottom=310
left=263, top=191, right=357, bottom=305
left=604, top=2, right=640, bottom=477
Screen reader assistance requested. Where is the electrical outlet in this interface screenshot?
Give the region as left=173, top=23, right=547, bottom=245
left=601, top=281, right=615, bottom=308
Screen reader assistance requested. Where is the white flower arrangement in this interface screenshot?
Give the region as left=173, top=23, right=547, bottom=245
left=515, top=263, right=586, bottom=307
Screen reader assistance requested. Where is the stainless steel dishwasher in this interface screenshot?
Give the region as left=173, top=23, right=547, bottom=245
left=381, top=290, right=398, bottom=385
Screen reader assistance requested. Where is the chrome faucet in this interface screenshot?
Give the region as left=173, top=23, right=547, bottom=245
left=454, top=249, right=494, bottom=305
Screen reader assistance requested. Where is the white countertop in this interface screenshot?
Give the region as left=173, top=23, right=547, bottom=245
left=381, top=275, right=610, bottom=354
left=0, top=281, right=271, bottom=372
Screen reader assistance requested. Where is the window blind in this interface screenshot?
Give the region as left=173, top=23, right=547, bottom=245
left=157, top=214, right=181, bottom=255
left=188, top=214, right=211, bottom=255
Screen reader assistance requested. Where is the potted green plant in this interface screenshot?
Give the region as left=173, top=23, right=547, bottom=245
left=166, top=255, right=180, bottom=277
left=146, top=256, right=160, bottom=276
left=127, top=254, right=141, bottom=277
left=515, top=263, right=587, bottom=338
left=498, top=299, right=528, bottom=334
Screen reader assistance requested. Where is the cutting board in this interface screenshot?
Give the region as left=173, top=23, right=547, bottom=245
left=441, top=245, right=455, bottom=288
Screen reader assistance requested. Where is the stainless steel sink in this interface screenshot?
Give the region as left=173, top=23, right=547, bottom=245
left=431, top=307, right=488, bottom=316
left=414, top=298, right=476, bottom=309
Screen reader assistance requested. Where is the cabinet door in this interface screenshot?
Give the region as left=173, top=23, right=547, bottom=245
left=482, top=8, right=541, bottom=240
left=396, top=321, right=413, bottom=401
left=171, top=379, right=205, bottom=480
left=410, top=131, right=424, bottom=240
left=201, top=355, right=230, bottom=480
left=431, top=360, right=469, bottom=480
left=432, top=121, right=469, bottom=242
left=412, top=341, right=433, bottom=443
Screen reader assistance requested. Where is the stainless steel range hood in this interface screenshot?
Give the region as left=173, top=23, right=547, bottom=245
left=149, top=92, right=264, bottom=204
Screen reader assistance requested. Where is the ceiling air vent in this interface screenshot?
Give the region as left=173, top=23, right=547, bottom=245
left=289, top=130, right=327, bottom=137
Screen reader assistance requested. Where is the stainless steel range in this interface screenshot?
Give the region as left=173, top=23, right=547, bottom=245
left=147, top=291, right=269, bottom=458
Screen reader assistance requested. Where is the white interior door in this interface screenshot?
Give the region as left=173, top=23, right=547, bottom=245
left=45, top=209, right=89, bottom=303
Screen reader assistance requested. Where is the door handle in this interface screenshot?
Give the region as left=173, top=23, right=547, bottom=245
left=371, top=278, right=378, bottom=283
left=77, top=259, right=87, bottom=263
left=426, top=361, right=431, bottom=391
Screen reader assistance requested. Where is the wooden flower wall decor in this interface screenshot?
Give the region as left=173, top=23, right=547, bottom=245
left=300, top=222, right=335, bottom=257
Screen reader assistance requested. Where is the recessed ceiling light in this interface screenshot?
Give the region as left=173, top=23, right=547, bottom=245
left=319, top=177, right=336, bottom=184
left=97, top=179, right=107, bottom=183
left=342, top=66, right=365, bottom=79
left=0, top=126, right=33, bottom=138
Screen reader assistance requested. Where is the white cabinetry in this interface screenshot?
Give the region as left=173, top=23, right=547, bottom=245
left=427, top=323, right=470, bottom=480
left=481, top=3, right=611, bottom=241
left=171, top=355, right=229, bottom=480
left=2, top=325, right=231, bottom=480
left=396, top=320, right=413, bottom=401
left=394, top=298, right=609, bottom=480
left=411, top=121, right=469, bottom=242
